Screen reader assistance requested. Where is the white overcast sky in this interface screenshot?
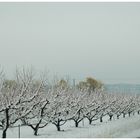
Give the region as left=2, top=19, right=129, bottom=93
left=0, top=2, right=140, bottom=84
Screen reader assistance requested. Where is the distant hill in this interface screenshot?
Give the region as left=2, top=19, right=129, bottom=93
left=105, top=84, right=140, bottom=94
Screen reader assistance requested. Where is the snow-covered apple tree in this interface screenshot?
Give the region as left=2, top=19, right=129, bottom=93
left=42, top=84, right=71, bottom=131
left=0, top=68, right=46, bottom=138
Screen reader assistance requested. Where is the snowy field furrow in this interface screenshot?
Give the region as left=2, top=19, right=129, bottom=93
left=1, top=114, right=140, bottom=138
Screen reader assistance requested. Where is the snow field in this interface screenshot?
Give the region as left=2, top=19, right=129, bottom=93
left=1, top=114, right=140, bottom=138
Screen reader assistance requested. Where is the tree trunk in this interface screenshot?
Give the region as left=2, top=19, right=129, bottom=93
left=123, top=113, right=125, bottom=118
left=128, top=112, right=131, bottom=117
left=89, top=119, right=92, bottom=125
left=2, top=109, right=9, bottom=138
left=56, top=120, right=61, bottom=131
left=138, top=111, right=140, bottom=114
left=109, top=115, right=113, bottom=121
left=34, top=128, right=38, bottom=136
left=100, top=116, right=103, bottom=122
left=56, top=124, right=61, bottom=131
left=75, top=121, right=79, bottom=127
left=117, top=115, right=119, bottom=119
left=31, top=119, right=42, bottom=136
left=2, top=129, right=7, bottom=138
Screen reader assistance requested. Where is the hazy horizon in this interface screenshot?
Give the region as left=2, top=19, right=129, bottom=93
left=0, top=2, right=140, bottom=84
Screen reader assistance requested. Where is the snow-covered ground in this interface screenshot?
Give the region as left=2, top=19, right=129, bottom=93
left=1, top=114, right=140, bottom=138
